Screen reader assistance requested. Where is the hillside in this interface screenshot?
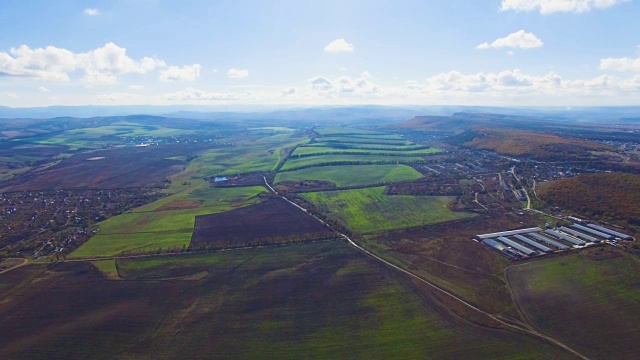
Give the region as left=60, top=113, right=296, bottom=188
left=538, top=173, right=640, bottom=225
left=456, top=128, right=611, bottom=160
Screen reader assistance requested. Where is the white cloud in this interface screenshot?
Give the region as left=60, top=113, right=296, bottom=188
left=600, top=56, right=640, bottom=72
left=164, top=88, right=237, bottom=101
left=0, top=42, right=166, bottom=85
left=309, top=76, right=334, bottom=91
left=83, top=8, right=99, bottom=16
left=309, top=74, right=378, bottom=94
left=128, top=84, right=144, bottom=90
left=500, top=0, right=629, bottom=15
left=324, top=39, right=354, bottom=53
left=159, top=64, right=201, bottom=81
left=227, top=68, right=249, bottom=79
left=477, top=30, right=543, bottom=50
left=38, top=86, right=50, bottom=92
left=281, top=88, right=296, bottom=97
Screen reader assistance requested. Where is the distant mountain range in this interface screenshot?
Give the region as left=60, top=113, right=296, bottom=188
left=0, top=105, right=638, bottom=125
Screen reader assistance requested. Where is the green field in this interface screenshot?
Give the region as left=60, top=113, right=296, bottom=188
left=280, top=154, right=425, bottom=171
left=1, top=242, right=571, bottom=359
left=71, top=186, right=268, bottom=257
left=291, top=146, right=440, bottom=158
left=318, top=136, right=411, bottom=146
left=314, top=127, right=386, bottom=136
left=189, top=133, right=307, bottom=176
left=302, top=142, right=428, bottom=151
left=300, top=187, right=474, bottom=234
left=275, top=165, right=422, bottom=187
left=507, top=248, right=640, bottom=360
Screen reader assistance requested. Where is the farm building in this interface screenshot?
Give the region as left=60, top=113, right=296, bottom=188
left=512, top=234, right=553, bottom=254
left=528, top=233, right=570, bottom=250
left=495, top=236, right=537, bottom=256
left=587, top=224, right=634, bottom=240
left=559, top=227, right=601, bottom=243
left=476, top=227, right=542, bottom=240
left=482, top=239, right=521, bottom=258
left=545, top=229, right=585, bottom=246
left=214, top=176, right=228, bottom=183
left=571, top=224, right=613, bottom=240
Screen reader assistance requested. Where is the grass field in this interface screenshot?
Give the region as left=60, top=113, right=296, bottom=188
left=280, top=154, right=425, bottom=171
left=507, top=247, right=640, bottom=360
left=303, top=142, right=428, bottom=150
left=71, top=186, right=268, bottom=257
left=301, top=187, right=474, bottom=234
left=275, top=165, right=422, bottom=187
left=0, top=242, right=574, bottom=359
left=318, top=136, right=411, bottom=146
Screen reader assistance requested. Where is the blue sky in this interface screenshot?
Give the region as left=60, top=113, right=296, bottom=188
left=1, top=0, right=639, bottom=107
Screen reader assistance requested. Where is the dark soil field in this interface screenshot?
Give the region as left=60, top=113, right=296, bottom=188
left=191, top=197, right=335, bottom=248
left=507, top=247, right=640, bottom=360
left=360, top=213, right=539, bottom=316
left=0, top=242, right=576, bottom=359
left=2, top=143, right=214, bottom=191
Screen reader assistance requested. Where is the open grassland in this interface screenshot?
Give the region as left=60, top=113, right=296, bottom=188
left=300, top=187, right=474, bottom=234
left=280, top=154, right=425, bottom=171
left=0, top=242, right=577, bottom=359
left=508, top=247, right=640, bottom=360
left=71, top=186, right=268, bottom=257
left=275, top=165, right=422, bottom=187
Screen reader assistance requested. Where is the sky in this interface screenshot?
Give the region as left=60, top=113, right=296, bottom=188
left=1, top=0, right=639, bottom=107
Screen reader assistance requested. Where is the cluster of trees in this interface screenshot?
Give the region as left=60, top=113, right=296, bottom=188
left=539, top=173, right=640, bottom=226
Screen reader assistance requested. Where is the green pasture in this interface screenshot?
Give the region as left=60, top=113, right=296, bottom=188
left=275, top=165, right=422, bottom=187
left=301, top=187, right=473, bottom=234
left=314, top=127, right=385, bottom=136
left=291, top=146, right=440, bottom=157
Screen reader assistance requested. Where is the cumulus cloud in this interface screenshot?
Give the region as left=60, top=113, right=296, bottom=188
left=38, top=86, right=50, bottom=92
left=600, top=56, right=640, bottom=72
left=159, top=64, right=201, bottom=81
left=227, top=68, right=249, bottom=79
left=309, top=74, right=378, bottom=94
left=324, top=39, right=354, bottom=53
left=281, top=88, right=296, bottom=97
left=83, top=8, right=99, bottom=16
left=0, top=42, right=166, bottom=84
left=477, top=30, right=543, bottom=50
left=164, top=88, right=237, bottom=101
left=500, top=0, right=629, bottom=15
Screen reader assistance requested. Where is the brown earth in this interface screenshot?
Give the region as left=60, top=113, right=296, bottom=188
left=156, top=199, right=203, bottom=211
left=190, top=197, right=336, bottom=248
left=0, top=243, right=577, bottom=359
left=1, top=143, right=214, bottom=191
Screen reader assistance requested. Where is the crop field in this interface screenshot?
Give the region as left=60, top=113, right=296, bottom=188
left=507, top=247, right=640, bottom=360
left=190, top=133, right=307, bottom=177
left=275, top=165, right=422, bottom=187
left=291, top=146, right=439, bottom=157
left=302, top=142, right=428, bottom=150
left=300, top=187, right=474, bottom=234
left=190, top=198, right=335, bottom=248
left=71, top=186, right=268, bottom=257
left=314, top=127, right=387, bottom=136
left=317, top=136, right=411, bottom=146
left=280, top=154, right=425, bottom=171
left=0, top=143, right=216, bottom=191
left=15, top=123, right=196, bottom=150
left=1, top=242, right=576, bottom=359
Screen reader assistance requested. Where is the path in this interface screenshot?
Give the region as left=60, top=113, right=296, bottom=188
left=263, top=176, right=590, bottom=360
